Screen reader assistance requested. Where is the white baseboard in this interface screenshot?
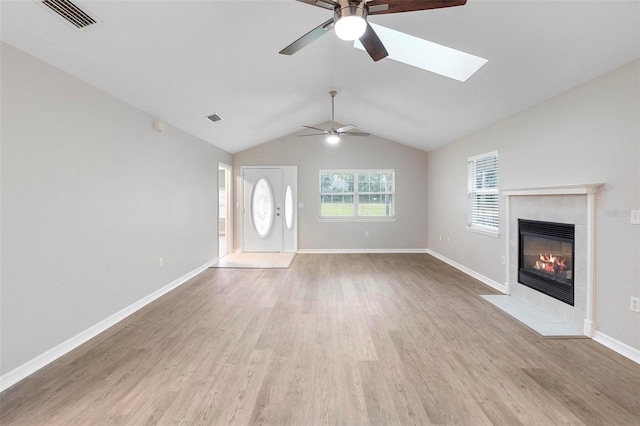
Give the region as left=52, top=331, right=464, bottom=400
left=583, top=319, right=597, bottom=337
left=593, top=331, right=640, bottom=365
left=296, top=248, right=429, bottom=254
left=0, top=259, right=217, bottom=392
left=426, top=249, right=507, bottom=294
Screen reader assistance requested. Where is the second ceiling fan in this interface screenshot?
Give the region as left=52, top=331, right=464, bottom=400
left=280, top=0, right=467, bottom=62
left=300, top=90, right=370, bottom=144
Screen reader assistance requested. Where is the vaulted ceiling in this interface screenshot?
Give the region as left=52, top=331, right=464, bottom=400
left=2, top=1, right=639, bottom=153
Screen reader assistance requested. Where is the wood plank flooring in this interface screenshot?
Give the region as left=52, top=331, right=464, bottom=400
left=1, top=253, right=639, bottom=425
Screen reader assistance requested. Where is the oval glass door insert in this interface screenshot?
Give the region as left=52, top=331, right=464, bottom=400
left=251, top=177, right=274, bottom=238
left=284, top=185, right=294, bottom=230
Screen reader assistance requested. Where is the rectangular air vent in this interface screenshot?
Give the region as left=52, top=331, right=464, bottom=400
left=41, top=0, right=97, bottom=29
left=207, top=114, right=223, bottom=123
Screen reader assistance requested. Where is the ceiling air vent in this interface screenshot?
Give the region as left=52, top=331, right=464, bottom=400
left=41, top=0, right=97, bottom=29
left=207, top=114, right=223, bottom=123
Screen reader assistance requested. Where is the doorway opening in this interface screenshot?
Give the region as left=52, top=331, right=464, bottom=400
left=218, top=162, right=232, bottom=258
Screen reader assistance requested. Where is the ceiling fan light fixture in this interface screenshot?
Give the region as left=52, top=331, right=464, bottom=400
left=334, top=3, right=367, bottom=41
left=335, top=15, right=366, bottom=41
left=326, top=134, right=340, bottom=144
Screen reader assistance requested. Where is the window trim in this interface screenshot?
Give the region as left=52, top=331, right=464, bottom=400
left=467, top=151, right=500, bottom=236
left=319, top=169, right=396, bottom=222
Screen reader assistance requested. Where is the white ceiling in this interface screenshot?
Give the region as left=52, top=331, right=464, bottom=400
left=2, top=1, right=639, bottom=154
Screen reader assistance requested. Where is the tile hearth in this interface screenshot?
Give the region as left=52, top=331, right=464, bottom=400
left=481, top=295, right=585, bottom=338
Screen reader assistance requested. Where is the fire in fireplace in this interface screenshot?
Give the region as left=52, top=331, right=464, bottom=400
left=535, top=253, right=569, bottom=276
left=518, top=219, right=575, bottom=306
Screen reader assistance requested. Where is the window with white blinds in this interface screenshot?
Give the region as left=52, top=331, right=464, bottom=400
left=467, top=152, right=499, bottom=234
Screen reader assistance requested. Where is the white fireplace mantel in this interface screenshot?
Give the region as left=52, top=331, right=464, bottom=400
left=503, top=183, right=603, bottom=337
left=502, top=183, right=602, bottom=196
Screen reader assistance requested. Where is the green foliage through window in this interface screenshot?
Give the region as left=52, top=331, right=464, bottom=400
left=320, top=170, right=395, bottom=218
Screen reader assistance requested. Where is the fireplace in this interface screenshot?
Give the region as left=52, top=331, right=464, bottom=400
left=518, top=219, right=575, bottom=306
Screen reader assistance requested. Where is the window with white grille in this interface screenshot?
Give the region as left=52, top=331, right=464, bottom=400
left=467, top=152, right=499, bottom=234
left=319, top=170, right=394, bottom=220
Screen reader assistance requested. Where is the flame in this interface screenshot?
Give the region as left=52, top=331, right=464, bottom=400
left=534, top=253, right=566, bottom=273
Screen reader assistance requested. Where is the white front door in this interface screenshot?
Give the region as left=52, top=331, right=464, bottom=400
left=243, top=168, right=283, bottom=252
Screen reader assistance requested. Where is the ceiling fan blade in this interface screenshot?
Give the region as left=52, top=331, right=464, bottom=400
left=342, top=132, right=371, bottom=136
left=302, top=125, right=329, bottom=133
left=359, top=22, right=388, bottom=62
left=296, top=0, right=339, bottom=10
left=335, top=124, right=356, bottom=133
left=367, top=0, right=466, bottom=15
left=280, top=18, right=335, bottom=56
left=300, top=133, right=329, bottom=136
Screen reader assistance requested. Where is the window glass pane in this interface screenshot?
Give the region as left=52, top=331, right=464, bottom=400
left=284, top=185, right=294, bottom=230
left=321, top=179, right=331, bottom=193
left=335, top=173, right=352, bottom=192
left=251, top=177, right=274, bottom=238
left=380, top=172, right=392, bottom=192
left=321, top=194, right=354, bottom=216
left=358, top=194, right=393, bottom=216
left=344, top=174, right=354, bottom=192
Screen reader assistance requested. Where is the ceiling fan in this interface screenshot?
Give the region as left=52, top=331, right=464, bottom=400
left=300, top=90, right=370, bottom=144
left=280, top=0, right=467, bottom=62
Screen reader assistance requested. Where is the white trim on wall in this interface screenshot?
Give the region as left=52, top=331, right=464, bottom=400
left=426, top=249, right=507, bottom=294
left=219, top=162, right=233, bottom=257
left=0, top=259, right=217, bottom=392
left=297, top=248, right=428, bottom=254
left=594, top=331, right=640, bottom=365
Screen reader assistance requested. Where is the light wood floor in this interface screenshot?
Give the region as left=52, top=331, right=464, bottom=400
left=2, top=254, right=639, bottom=425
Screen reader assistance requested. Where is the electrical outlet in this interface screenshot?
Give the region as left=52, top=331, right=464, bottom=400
left=501, top=255, right=506, bottom=265
left=631, top=210, right=640, bottom=225
left=447, top=237, right=451, bottom=245
left=631, top=296, right=640, bottom=313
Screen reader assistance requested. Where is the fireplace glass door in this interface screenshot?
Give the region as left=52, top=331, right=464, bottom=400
left=518, top=220, right=575, bottom=305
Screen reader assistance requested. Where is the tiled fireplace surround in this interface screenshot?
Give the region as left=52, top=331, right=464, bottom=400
left=503, top=184, right=601, bottom=336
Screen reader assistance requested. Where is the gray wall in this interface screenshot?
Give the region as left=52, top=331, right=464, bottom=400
left=427, top=59, right=640, bottom=350
left=233, top=127, right=429, bottom=251
left=0, top=43, right=232, bottom=375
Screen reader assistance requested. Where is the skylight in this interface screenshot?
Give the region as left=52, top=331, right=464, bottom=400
left=354, top=23, right=488, bottom=82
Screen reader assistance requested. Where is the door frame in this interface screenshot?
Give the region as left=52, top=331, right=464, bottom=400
left=218, top=162, right=233, bottom=257
left=241, top=165, right=297, bottom=253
